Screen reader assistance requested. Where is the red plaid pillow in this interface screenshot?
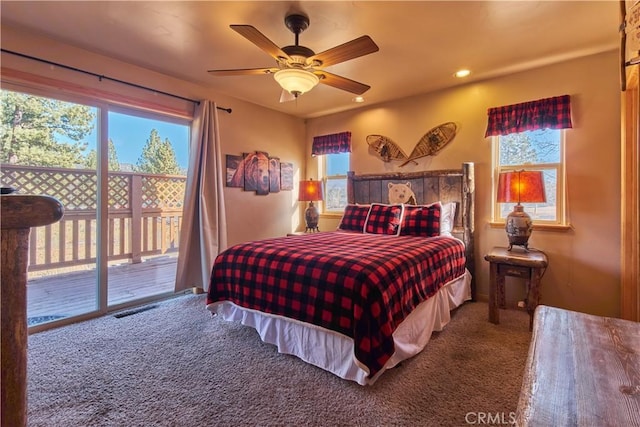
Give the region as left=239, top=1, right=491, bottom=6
left=400, top=203, right=441, bottom=237
left=364, top=203, right=404, bottom=236
left=338, top=204, right=370, bottom=232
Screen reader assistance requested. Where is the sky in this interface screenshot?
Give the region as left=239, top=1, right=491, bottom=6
left=85, top=111, right=190, bottom=170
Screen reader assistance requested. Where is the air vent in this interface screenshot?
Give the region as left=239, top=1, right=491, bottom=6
left=113, top=304, right=158, bottom=318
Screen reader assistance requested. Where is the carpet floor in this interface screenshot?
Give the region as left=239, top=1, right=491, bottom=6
left=27, top=294, right=531, bottom=426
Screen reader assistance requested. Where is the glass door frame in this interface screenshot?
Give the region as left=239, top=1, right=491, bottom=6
left=2, top=83, right=188, bottom=333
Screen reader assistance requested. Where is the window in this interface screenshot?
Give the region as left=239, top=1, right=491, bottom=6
left=319, top=152, right=350, bottom=213
left=493, top=128, right=565, bottom=224
left=487, top=94, right=571, bottom=226
left=312, top=131, right=351, bottom=214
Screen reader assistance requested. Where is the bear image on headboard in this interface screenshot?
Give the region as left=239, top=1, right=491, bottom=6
left=229, top=151, right=270, bottom=195
left=388, top=182, right=417, bottom=205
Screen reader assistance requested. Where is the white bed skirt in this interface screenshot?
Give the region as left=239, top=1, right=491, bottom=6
left=207, top=269, right=472, bottom=385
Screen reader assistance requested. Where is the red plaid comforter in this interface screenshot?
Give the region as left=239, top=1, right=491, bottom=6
left=207, top=231, right=466, bottom=378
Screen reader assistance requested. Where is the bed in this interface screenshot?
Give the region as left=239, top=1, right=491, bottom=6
left=207, top=163, right=475, bottom=385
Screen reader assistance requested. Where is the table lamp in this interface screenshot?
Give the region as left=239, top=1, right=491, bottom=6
left=298, top=179, right=323, bottom=232
left=497, top=170, right=546, bottom=251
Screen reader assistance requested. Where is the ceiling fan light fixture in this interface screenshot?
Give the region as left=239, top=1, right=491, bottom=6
left=274, top=69, right=319, bottom=97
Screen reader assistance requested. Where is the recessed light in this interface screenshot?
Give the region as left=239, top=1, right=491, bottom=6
left=454, top=69, right=471, bottom=78
left=352, top=96, right=364, bottom=103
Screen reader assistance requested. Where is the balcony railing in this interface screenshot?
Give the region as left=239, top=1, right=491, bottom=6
left=1, top=164, right=186, bottom=273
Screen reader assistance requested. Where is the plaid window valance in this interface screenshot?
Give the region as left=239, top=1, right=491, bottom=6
left=311, top=131, right=352, bottom=156
left=485, top=95, right=573, bottom=137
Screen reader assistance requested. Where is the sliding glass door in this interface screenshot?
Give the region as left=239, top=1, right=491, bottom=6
left=1, top=89, right=189, bottom=328
left=1, top=89, right=100, bottom=325
left=106, top=110, right=189, bottom=307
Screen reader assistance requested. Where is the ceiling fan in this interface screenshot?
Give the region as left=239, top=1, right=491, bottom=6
left=207, top=13, right=379, bottom=101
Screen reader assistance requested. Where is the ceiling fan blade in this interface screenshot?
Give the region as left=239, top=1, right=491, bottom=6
left=230, top=25, right=290, bottom=61
left=279, top=89, right=296, bottom=103
left=315, top=71, right=371, bottom=95
left=308, top=35, right=379, bottom=67
left=208, top=68, right=278, bottom=76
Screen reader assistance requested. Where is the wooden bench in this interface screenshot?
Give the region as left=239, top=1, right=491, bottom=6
left=516, top=305, right=640, bottom=426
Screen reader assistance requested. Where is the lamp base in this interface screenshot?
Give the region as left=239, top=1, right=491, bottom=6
left=304, top=201, right=320, bottom=233
left=505, top=204, right=533, bottom=251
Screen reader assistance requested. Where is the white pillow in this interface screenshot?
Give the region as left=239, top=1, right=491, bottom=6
left=440, top=202, right=456, bottom=236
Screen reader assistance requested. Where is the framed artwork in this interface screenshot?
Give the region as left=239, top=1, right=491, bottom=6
left=225, top=152, right=293, bottom=194
left=241, top=152, right=256, bottom=192
left=269, top=157, right=281, bottom=193
left=280, top=162, right=293, bottom=191
left=253, top=151, right=270, bottom=195
left=226, top=154, right=244, bottom=188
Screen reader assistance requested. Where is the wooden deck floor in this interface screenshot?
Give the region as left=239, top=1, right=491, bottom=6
left=27, top=255, right=178, bottom=323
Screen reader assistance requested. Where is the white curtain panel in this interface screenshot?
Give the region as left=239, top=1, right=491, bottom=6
left=175, top=100, right=228, bottom=292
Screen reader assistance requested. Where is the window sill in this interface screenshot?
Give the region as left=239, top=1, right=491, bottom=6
left=489, top=221, right=573, bottom=232
left=320, top=212, right=344, bottom=219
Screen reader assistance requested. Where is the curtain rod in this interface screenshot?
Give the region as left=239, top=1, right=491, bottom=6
left=1, top=48, right=232, bottom=114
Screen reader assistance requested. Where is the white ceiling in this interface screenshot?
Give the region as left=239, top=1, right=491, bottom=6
left=0, top=1, right=620, bottom=119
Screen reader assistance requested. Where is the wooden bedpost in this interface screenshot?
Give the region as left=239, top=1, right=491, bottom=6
left=462, top=162, right=476, bottom=300
left=347, top=171, right=355, bottom=204
left=1, top=194, right=64, bottom=427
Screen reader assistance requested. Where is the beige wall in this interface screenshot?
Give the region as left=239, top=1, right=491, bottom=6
left=1, top=25, right=306, bottom=247
left=305, top=50, right=621, bottom=317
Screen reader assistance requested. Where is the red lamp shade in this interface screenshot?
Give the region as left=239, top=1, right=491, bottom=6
left=298, top=179, right=324, bottom=202
left=497, top=171, right=546, bottom=205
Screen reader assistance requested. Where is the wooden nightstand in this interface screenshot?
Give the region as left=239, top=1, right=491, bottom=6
left=484, top=246, right=548, bottom=331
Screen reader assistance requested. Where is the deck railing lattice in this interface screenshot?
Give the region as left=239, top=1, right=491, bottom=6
left=1, top=164, right=186, bottom=272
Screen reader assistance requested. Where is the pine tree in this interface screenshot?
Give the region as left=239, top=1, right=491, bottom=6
left=84, top=138, right=121, bottom=171
left=135, top=129, right=180, bottom=175
left=0, top=90, right=94, bottom=167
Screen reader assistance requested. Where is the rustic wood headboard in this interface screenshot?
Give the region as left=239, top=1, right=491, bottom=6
left=347, top=162, right=475, bottom=298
